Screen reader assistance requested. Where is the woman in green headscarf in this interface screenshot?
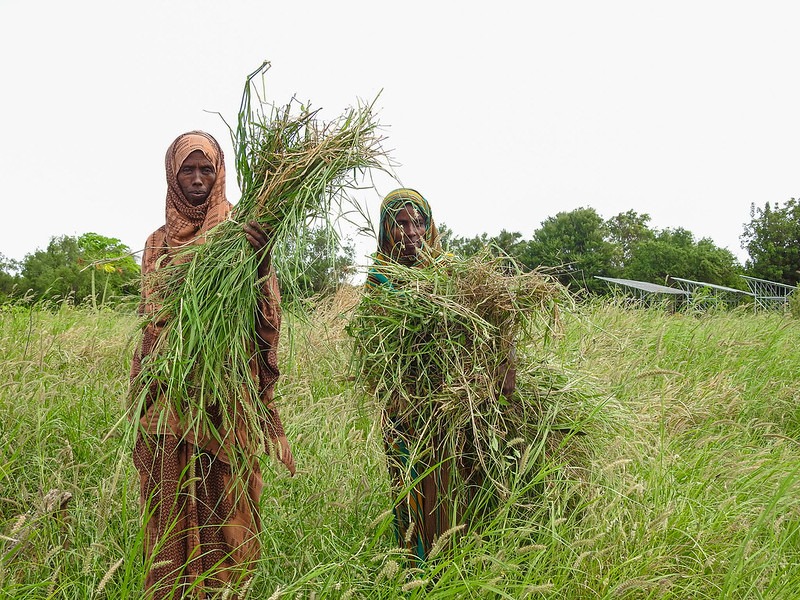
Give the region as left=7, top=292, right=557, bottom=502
left=366, top=188, right=441, bottom=287
left=365, top=188, right=516, bottom=563
left=367, top=188, right=444, bottom=562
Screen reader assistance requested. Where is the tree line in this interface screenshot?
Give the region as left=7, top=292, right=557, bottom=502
left=0, top=233, right=140, bottom=306
left=440, top=199, right=800, bottom=295
left=1, top=198, right=798, bottom=305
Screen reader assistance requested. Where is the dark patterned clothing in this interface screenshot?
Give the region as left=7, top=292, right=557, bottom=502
left=133, top=435, right=263, bottom=599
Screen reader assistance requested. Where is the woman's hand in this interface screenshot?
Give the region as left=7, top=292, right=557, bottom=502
left=499, top=345, right=517, bottom=398
left=243, top=221, right=273, bottom=279
left=500, top=363, right=517, bottom=398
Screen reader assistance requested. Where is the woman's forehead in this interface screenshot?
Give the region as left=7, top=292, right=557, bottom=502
left=172, top=134, right=219, bottom=172
left=396, top=203, right=420, bottom=216
left=181, top=149, right=213, bottom=165
left=388, top=201, right=424, bottom=219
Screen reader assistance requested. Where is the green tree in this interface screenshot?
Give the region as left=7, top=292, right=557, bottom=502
left=0, top=253, right=20, bottom=300
left=437, top=222, right=457, bottom=251
left=440, top=224, right=525, bottom=264
left=439, top=223, right=489, bottom=258
left=519, top=207, right=618, bottom=294
left=19, top=235, right=85, bottom=302
left=274, top=224, right=355, bottom=300
left=606, top=210, right=655, bottom=271
left=18, top=233, right=139, bottom=305
left=624, top=228, right=742, bottom=288
left=491, top=230, right=526, bottom=261
left=451, top=234, right=490, bottom=258
left=740, top=199, right=800, bottom=285
left=439, top=225, right=528, bottom=278
left=77, top=232, right=141, bottom=305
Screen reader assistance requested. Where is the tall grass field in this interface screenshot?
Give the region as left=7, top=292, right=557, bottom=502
left=1, top=293, right=799, bottom=598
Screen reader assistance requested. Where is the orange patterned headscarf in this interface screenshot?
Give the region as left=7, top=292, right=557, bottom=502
left=163, top=131, right=230, bottom=249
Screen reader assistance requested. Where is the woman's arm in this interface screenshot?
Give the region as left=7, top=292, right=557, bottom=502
left=244, top=221, right=296, bottom=475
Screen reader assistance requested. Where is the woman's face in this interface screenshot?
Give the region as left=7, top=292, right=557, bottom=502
left=389, top=203, right=426, bottom=264
left=177, top=149, right=217, bottom=206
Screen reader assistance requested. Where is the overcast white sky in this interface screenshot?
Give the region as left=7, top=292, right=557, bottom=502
left=2, top=1, right=799, bottom=271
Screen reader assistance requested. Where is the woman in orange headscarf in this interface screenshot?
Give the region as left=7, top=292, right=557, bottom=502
left=130, top=131, right=294, bottom=599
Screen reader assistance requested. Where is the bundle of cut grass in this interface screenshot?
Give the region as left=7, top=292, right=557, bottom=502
left=347, top=250, right=589, bottom=501
left=130, top=62, right=387, bottom=472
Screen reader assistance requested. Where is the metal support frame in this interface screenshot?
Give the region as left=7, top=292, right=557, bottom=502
left=740, top=275, right=796, bottom=311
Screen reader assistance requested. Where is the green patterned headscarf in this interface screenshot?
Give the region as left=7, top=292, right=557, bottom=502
left=378, top=188, right=440, bottom=260
left=367, top=188, right=441, bottom=287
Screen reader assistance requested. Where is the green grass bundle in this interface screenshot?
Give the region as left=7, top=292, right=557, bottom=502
left=347, top=250, right=585, bottom=497
left=130, top=62, right=386, bottom=470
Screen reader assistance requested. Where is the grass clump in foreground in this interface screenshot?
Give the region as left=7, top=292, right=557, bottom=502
left=129, top=60, right=387, bottom=475
left=2, top=298, right=800, bottom=597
